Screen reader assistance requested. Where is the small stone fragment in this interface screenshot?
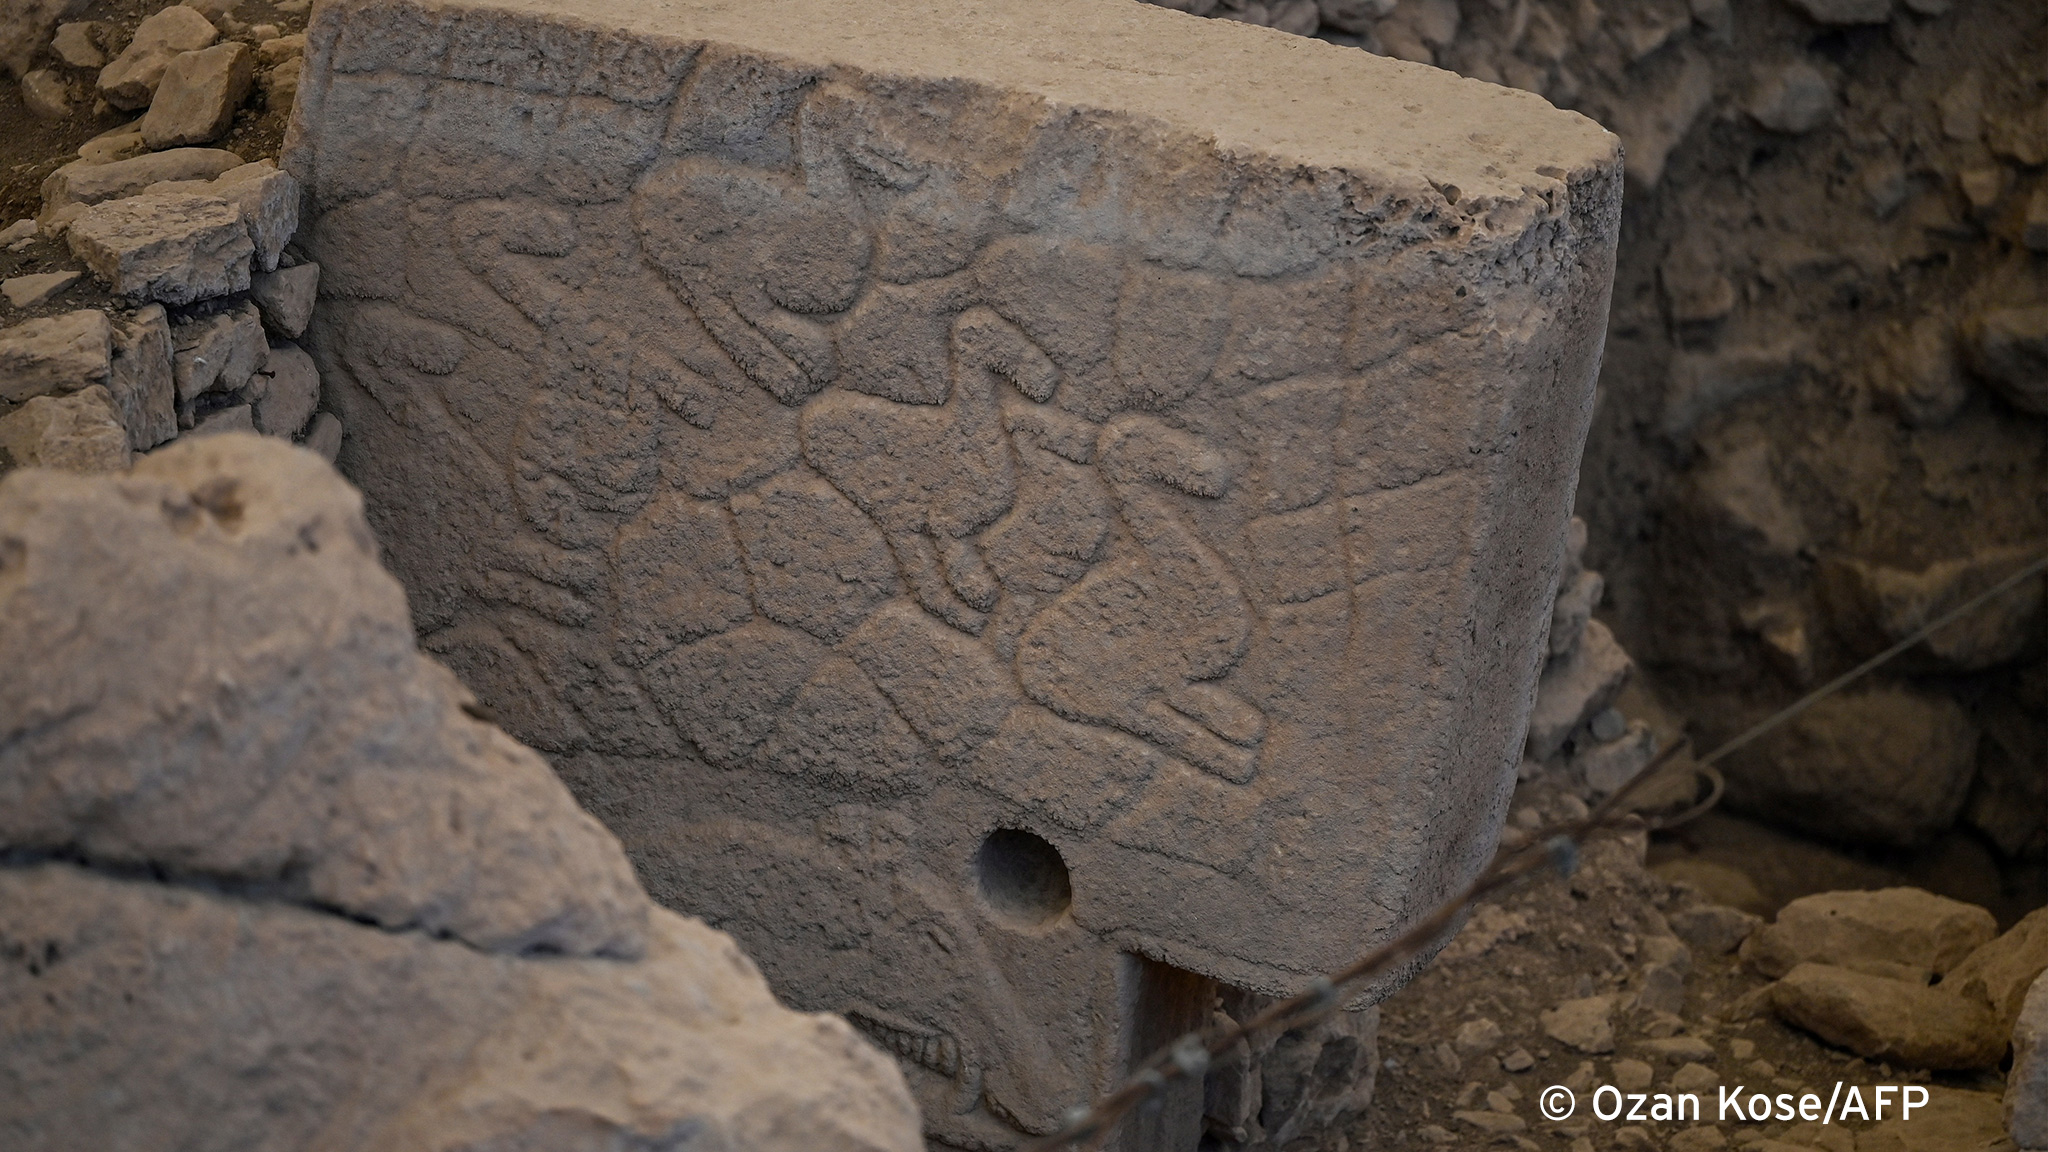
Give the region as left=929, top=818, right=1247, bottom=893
left=1966, top=304, right=2048, bottom=417
left=302, top=410, right=341, bottom=461
left=248, top=261, right=318, bottom=337
left=106, top=304, right=176, bottom=451
left=1671, top=1063, right=1720, bottom=1095
left=1668, top=1128, right=1727, bottom=1152
left=1945, top=907, right=2048, bottom=1041
left=187, top=402, right=253, bottom=437
left=0, top=308, right=110, bottom=402
left=1550, top=569, right=1604, bottom=658
left=1454, top=1110, right=1528, bottom=1134
left=66, top=192, right=253, bottom=305
left=1577, top=720, right=1658, bottom=794
left=51, top=21, right=102, bottom=68
left=1455, top=1016, right=1504, bottom=1054
left=1744, top=888, right=1996, bottom=979
left=172, top=301, right=266, bottom=402
left=255, top=32, right=304, bottom=64
left=1501, top=1047, right=1535, bottom=1072
left=21, top=67, right=70, bottom=120
left=1782, top=0, right=1890, bottom=23
left=1612, top=1057, right=1654, bottom=1091
left=0, top=220, right=33, bottom=247
left=1668, top=903, right=1764, bottom=955
left=1748, top=62, right=1834, bottom=134
left=1527, top=620, right=1634, bottom=760
left=0, top=384, right=131, bottom=472
left=76, top=125, right=146, bottom=165
left=1771, top=963, right=2003, bottom=1070
left=1541, top=995, right=1616, bottom=1054
left=261, top=55, right=299, bottom=109
left=139, top=41, right=254, bottom=148
left=97, top=4, right=218, bottom=110
left=253, top=341, right=317, bottom=437
left=2, top=270, right=80, bottom=309
left=41, top=147, right=244, bottom=217
left=1640, top=1035, right=1716, bottom=1064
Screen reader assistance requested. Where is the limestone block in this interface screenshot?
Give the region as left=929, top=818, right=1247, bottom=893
left=0, top=307, right=110, bottom=402
left=254, top=339, right=319, bottom=435
left=139, top=41, right=256, bottom=148
left=2011, top=974, right=2048, bottom=1148
left=21, top=67, right=71, bottom=120
left=286, top=0, right=1620, bottom=1140
left=1743, top=887, right=1997, bottom=980
left=0, top=434, right=650, bottom=958
left=1947, top=908, right=2048, bottom=1042
left=250, top=260, right=319, bottom=336
left=172, top=300, right=267, bottom=401
left=0, top=862, right=920, bottom=1152
left=96, top=3, right=218, bottom=110
left=1769, top=962, right=2003, bottom=1070
left=107, top=303, right=178, bottom=450
left=51, top=21, right=103, bottom=68
left=0, top=384, right=129, bottom=472
left=42, top=148, right=244, bottom=216
left=1, top=269, right=80, bottom=309
left=67, top=191, right=254, bottom=304
left=144, top=163, right=304, bottom=273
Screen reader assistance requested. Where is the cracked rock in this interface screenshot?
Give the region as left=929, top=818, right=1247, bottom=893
left=96, top=3, right=218, bottom=110
left=249, top=261, right=318, bottom=337
left=41, top=147, right=245, bottom=219
left=171, top=300, right=266, bottom=403
left=139, top=41, right=255, bottom=148
left=67, top=192, right=254, bottom=305
left=106, top=303, right=177, bottom=451
left=1527, top=619, right=1634, bottom=761
left=1541, top=995, right=1617, bottom=1054
left=0, top=384, right=130, bottom=472
left=0, top=308, right=110, bottom=403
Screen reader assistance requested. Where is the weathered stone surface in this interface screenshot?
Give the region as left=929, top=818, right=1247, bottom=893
left=75, top=123, right=147, bottom=165
left=2011, top=974, right=2048, bottom=1149
left=205, top=162, right=298, bottom=270
left=1770, top=963, right=2003, bottom=1070
left=0, top=0, right=85, bottom=78
left=1947, top=908, right=2048, bottom=1042
left=1550, top=567, right=1603, bottom=657
left=1966, top=305, right=2048, bottom=417
left=287, top=0, right=1621, bottom=1141
left=50, top=20, right=102, bottom=68
left=254, top=339, right=319, bottom=436
left=1669, top=903, right=1764, bottom=956
left=41, top=147, right=245, bottom=220
left=0, top=308, right=110, bottom=402
left=1527, top=619, right=1634, bottom=760
left=1821, top=546, right=2046, bottom=673
left=1, top=270, right=80, bottom=309
left=250, top=260, right=319, bottom=336
left=0, top=434, right=652, bottom=957
left=304, top=409, right=341, bottom=460
left=1743, top=888, right=1998, bottom=980
left=0, top=862, right=920, bottom=1152
left=139, top=41, right=256, bottom=148
left=96, top=3, right=218, bottom=109
left=0, top=384, right=130, bottom=472
left=1542, top=995, right=1617, bottom=1053
left=257, top=32, right=305, bottom=64
left=67, top=191, right=254, bottom=304
left=20, top=67, right=71, bottom=120
left=171, top=300, right=266, bottom=402
left=1723, top=686, right=1979, bottom=848
left=107, top=303, right=177, bottom=450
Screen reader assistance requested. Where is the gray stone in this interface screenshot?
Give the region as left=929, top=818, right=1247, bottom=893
left=1743, top=888, right=1998, bottom=980
left=41, top=146, right=245, bottom=219
left=254, top=340, right=318, bottom=436
left=262, top=55, right=300, bottom=109
left=1723, top=686, right=1979, bottom=848
left=250, top=261, right=319, bottom=336
left=256, top=32, right=304, bottom=65
left=0, top=220, right=32, bottom=247
left=1, top=270, right=80, bottom=309
left=2011, top=975, right=2048, bottom=1149
left=107, top=304, right=177, bottom=451
left=1668, top=903, right=1764, bottom=956
left=0, top=434, right=650, bottom=956
left=303, top=409, right=341, bottom=461
left=172, top=301, right=267, bottom=403
left=0, top=384, right=130, bottom=472
left=1748, top=62, right=1835, bottom=134
left=1551, top=568, right=1604, bottom=657
left=67, top=192, right=254, bottom=305
left=96, top=3, right=218, bottom=109
left=206, top=162, right=298, bottom=271
left=1454, top=1016, right=1504, bottom=1054
left=187, top=401, right=253, bottom=436
left=1527, top=619, right=1634, bottom=760
left=75, top=123, right=146, bottom=165
left=139, top=41, right=255, bottom=148
left=1820, top=546, right=2045, bottom=673
left=1967, top=304, right=2048, bottom=417
left=1577, top=719, right=1657, bottom=794
left=20, top=67, right=70, bottom=120
left=0, top=0, right=85, bottom=79
left=0, top=308, right=110, bottom=402
left=1947, top=908, right=2048, bottom=1043
left=285, top=0, right=1624, bottom=1141
left=1783, top=0, right=1891, bottom=23
left=50, top=20, right=102, bottom=68
left=1771, top=963, right=2003, bottom=1070
left=1542, top=995, right=1617, bottom=1053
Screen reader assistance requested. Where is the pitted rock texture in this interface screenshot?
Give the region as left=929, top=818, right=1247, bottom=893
left=284, top=0, right=1620, bottom=1140
left=0, top=434, right=921, bottom=1152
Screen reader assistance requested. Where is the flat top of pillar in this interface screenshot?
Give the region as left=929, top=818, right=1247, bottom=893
left=414, top=0, right=1618, bottom=204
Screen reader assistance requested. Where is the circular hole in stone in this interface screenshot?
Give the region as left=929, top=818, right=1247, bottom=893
left=974, top=828, right=1072, bottom=929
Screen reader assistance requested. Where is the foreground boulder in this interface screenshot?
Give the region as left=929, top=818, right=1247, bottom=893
left=0, top=435, right=920, bottom=1151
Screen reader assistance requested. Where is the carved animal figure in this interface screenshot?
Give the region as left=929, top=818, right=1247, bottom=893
left=1014, top=414, right=1265, bottom=782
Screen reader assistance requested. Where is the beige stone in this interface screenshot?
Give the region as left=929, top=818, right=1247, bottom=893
left=67, top=192, right=254, bottom=304
left=107, top=303, right=177, bottom=450
left=249, top=261, right=319, bottom=336
left=140, top=41, right=256, bottom=148
left=303, top=409, right=341, bottom=460
left=253, top=340, right=319, bottom=436
left=96, top=3, right=218, bottom=110
left=1, top=270, right=80, bottom=309
left=285, top=0, right=1621, bottom=1141
left=50, top=20, right=102, bottom=68
left=187, top=400, right=254, bottom=435
left=1771, top=963, right=2004, bottom=1070
left=1947, top=907, right=2048, bottom=1041
left=1744, top=888, right=1998, bottom=979
left=0, top=307, right=109, bottom=402
left=1542, top=995, right=1618, bottom=1053
left=0, top=384, right=130, bottom=472
left=171, top=300, right=267, bottom=402
left=20, top=67, right=70, bottom=120
left=1527, top=618, right=1634, bottom=759
left=41, top=146, right=245, bottom=220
